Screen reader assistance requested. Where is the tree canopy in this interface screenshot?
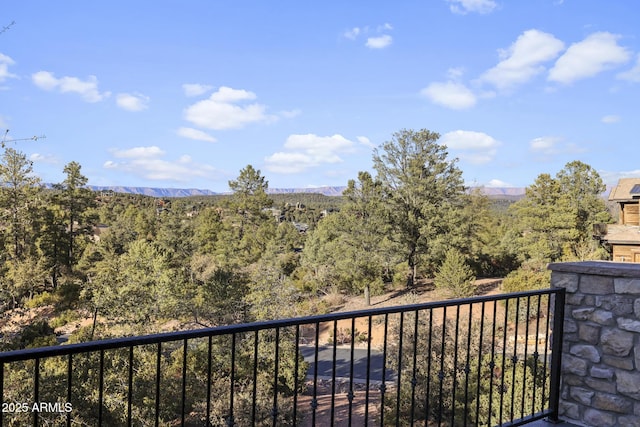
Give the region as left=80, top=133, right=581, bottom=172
left=373, top=129, right=466, bottom=286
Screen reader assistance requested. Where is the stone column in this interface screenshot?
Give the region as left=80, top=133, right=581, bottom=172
left=549, top=261, right=640, bottom=427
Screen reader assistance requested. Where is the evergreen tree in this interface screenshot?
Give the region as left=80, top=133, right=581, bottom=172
left=0, top=148, right=42, bottom=261
left=51, top=161, right=97, bottom=270
left=372, top=129, right=466, bottom=286
left=511, top=160, right=610, bottom=263
left=434, top=248, right=476, bottom=298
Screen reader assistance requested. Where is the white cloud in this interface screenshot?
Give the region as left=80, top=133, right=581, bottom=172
left=263, top=152, right=315, bottom=174
left=279, top=109, right=301, bottom=119
left=116, top=93, right=149, bottom=112
left=344, top=23, right=393, bottom=49
left=600, top=169, right=640, bottom=187
left=357, top=136, right=376, bottom=148
left=440, top=130, right=500, bottom=164
left=182, top=83, right=213, bottom=97
left=366, top=34, right=393, bottom=49
left=177, top=127, right=217, bottom=143
left=617, top=54, right=640, bottom=82
left=344, top=27, right=361, bottom=40
left=104, top=146, right=216, bottom=182
left=31, top=71, right=110, bottom=102
left=486, top=179, right=513, bottom=187
left=421, top=81, right=477, bottom=110
left=447, top=0, right=498, bottom=15
left=480, top=29, right=565, bottom=90
left=548, top=32, right=631, bottom=84
left=0, top=53, right=16, bottom=82
left=601, top=115, right=621, bottom=124
left=447, top=67, right=465, bottom=79
left=29, top=153, right=58, bottom=164
left=31, top=71, right=60, bottom=90
left=265, top=134, right=357, bottom=174
left=111, top=146, right=165, bottom=159
left=529, top=136, right=562, bottom=154
left=183, top=86, right=277, bottom=130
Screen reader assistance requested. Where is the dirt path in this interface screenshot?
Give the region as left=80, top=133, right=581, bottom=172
left=303, top=278, right=505, bottom=349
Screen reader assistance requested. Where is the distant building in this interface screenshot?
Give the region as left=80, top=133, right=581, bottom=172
left=598, top=178, right=640, bottom=262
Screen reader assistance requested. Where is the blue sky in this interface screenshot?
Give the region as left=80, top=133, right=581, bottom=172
left=2, top=0, right=640, bottom=192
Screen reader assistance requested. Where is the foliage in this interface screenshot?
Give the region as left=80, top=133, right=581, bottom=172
left=501, top=262, right=550, bottom=321
left=385, top=309, right=549, bottom=426
left=302, top=171, right=399, bottom=303
left=434, top=248, right=476, bottom=298
left=0, top=148, right=43, bottom=261
left=501, top=262, right=550, bottom=293
left=2, top=319, right=57, bottom=350
left=510, top=161, right=610, bottom=263
left=372, top=129, right=466, bottom=286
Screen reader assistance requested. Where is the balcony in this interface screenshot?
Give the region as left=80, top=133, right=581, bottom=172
left=5, top=261, right=639, bottom=426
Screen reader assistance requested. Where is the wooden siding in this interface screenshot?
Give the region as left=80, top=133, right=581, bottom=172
left=612, top=244, right=640, bottom=262
left=622, top=203, right=639, bottom=226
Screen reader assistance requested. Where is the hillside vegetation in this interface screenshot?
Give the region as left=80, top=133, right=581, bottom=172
left=0, top=129, right=612, bottom=350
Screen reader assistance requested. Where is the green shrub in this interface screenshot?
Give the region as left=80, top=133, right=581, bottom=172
left=501, top=263, right=550, bottom=321
left=501, top=264, right=550, bottom=293
left=434, top=249, right=476, bottom=298
left=49, top=309, right=81, bottom=329
left=24, top=291, right=60, bottom=309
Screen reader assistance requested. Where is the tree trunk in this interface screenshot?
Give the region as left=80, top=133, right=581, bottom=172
left=90, top=307, right=98, bottom=341
left=364, top=285, right=371, bottom=306
left=407, top=251, right=416, bottom=288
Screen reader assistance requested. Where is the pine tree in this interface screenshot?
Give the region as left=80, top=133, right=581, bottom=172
left=434, top=248, right=476, bottom=298
left=373, top=129, right=465, bottom=286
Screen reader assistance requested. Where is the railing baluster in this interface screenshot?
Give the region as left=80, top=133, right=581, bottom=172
left=380, top=313, right=389, bottom=427
left=206, top=336, right=213, bottom=426
left=252, top=330, right=259, bottom=426
left=311, top=321, right=320, bottom=426
left=155, top=342, right=161, bottom=427
left=396, top=311, right=404, bottom=427
left=463, top=302, right=473, bottom=427
left=0, top=362, right=3, bottom=427
left=437, top=306, right=447, bottom=427
left=330, top=320, right=338, bottom=426
left=499, top=298, right=509, bottom=424
left=475, top=301, right=486, bottom=426
left=98, top=350, right=104, bottom=426
left=522, top=295, right=531, bottom=420
left=488, top=297, right=498, bottom=427
left=127, top=347, right=133, bottom=427
left=68, top=354, right=73, bottom=427
left=348, top=316, right=356, bottom=427
left=451, top=305, right=461, bottom=427
left=410, top=310, right=419, bottom=427
left=548, top=289, right=566, bottom=423
left=33, top=357, right=40, bottom=427
left=181, top=338, right=188, bottom=427
left=424, top=308, right=433, bottom=427
left=364, top=315, right=372, bottom=427
left=229, top=333, right=236, bottom=427
left=293, top=325, right=300, bottom=427
left=272, top=328, right=279, bottom=427
left=542, top=294, right=552, bottom=416
left=511, top=297, right=520, bottom=422
left=532, top=295, right=542, bottom=415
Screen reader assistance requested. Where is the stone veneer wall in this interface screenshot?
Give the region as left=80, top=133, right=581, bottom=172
left=549, top=261, right=640, bottom=427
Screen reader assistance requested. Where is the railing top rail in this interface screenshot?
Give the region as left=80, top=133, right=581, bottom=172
left=0, top=288, right=563, bottom=363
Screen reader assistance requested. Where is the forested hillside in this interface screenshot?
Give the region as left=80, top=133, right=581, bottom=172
left=0, top=129, right=612, bottom=350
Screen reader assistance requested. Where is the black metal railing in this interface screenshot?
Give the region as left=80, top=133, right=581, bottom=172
left=0, top=288, right=565, bottom=426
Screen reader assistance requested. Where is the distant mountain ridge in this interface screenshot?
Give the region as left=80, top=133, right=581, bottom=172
left=87, top=185, right=526, bottom=198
